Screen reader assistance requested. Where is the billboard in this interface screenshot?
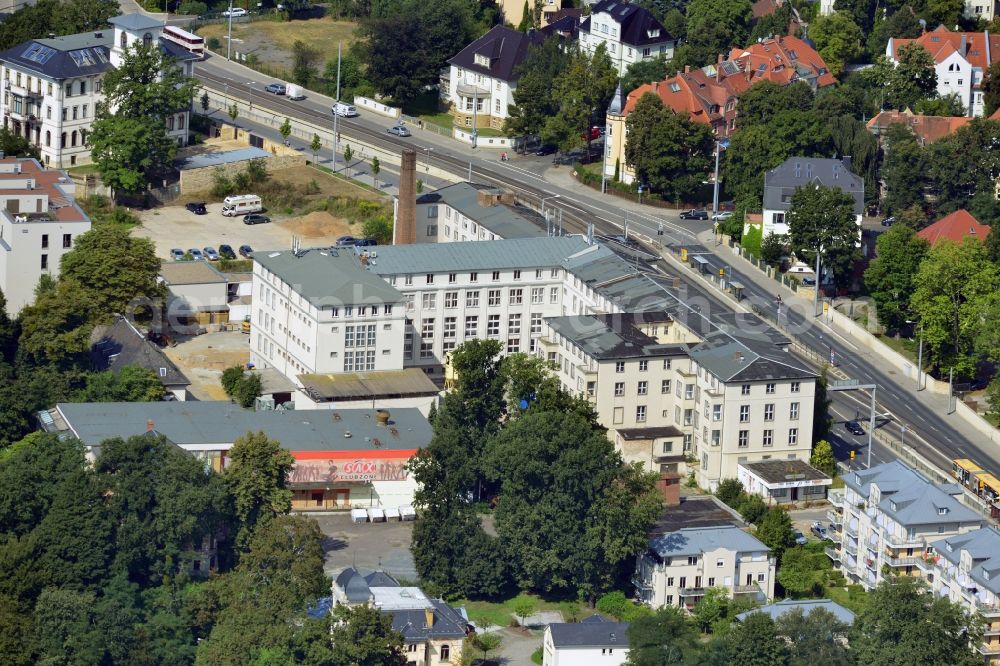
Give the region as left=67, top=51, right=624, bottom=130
left=288, top=451, right=415, bottom=485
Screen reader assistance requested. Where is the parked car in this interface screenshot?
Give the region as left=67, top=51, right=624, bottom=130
left=188, top=248, right=204, bottom=261
left=170, top=248, right=185, bottom=261
left=679, top=209, right=708, bottom=220
left=810, top=521, right=828, bottom=540
left=333, top=102, right=359, bottom=117
left=801, top=277, right=817, bottom=286
left=222, top=7, right=247, bottom=16
left=203, top=246, right=220, bottom=261
left=845, top=420, right=865, bottom=436
left=793, top=529, right=808, bottom=546
left=335, top=235, right=357, bottom=246
left=534, top=144, right=557, bottom=156
left=239, top=244, right=253, bottom=258
left=243, top=213, right=271, bottom=225
left=386, top=124, right=411, bottom=137
left=218, top=244, right=236, bottom=260
left=185, top=201, right=207, bottom=215
left=881, top=216, right=896, bottom=227
left=264, top=83, right=286, bottom=95
left=582, top=126, right=601, bottom=141
left=711, top=211, right=734, bottom=221
left=353, top=238, right=378, bottom=247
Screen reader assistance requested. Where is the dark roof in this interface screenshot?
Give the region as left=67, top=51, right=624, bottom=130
left=415, top=182, right=546, bottom=239
left=448, top=25, right=543, bottom=82
left=581, top=0, right=673, bottom=46
left=335, top=567, right=373, bottom=603
left=0, top=33, right=112, bottom=79
left=545, top=313, right=687, bottom=361
left=740, top=459, right=830, bottom=484
left=389, top=600, right=468, bottom=641
left=649, top=496, right=744, bottom=535
left=548, top=620, right=630, bottom=648
left=365, top=571, right=400, bottom=588
left=616, top=425, right=684, bottom=440
left=90, top=316, right=190, bottom=388
left=763, top=157, right=864, bottom=215
left=689, top=328, right=815, bottom=383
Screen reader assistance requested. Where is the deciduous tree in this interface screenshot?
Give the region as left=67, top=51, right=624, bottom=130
left=983, top=60, right=1000, bottom=117
left=624, top=606, right=698, bottom=665
left=684, top=0, right=753, bottom=67
left=809, top=439, right=836, bottom=476
left=809, top=12, right=863, bottom=77
left=886, top=43, right=937, bottom=111
left=755, top=506, right=796, bottom=558
left=776, top=546, right=831, bottom=597
left=725, top=612, right=788, bottom=665
left=778, top=607, right=853, bottom=665
left=881, top=124, right=927, bottom=216
left=864, top=223, right=929, bottom=333
left=224, top=431, right=295, bottom=552
left=787, top=184, right=860, bottom=286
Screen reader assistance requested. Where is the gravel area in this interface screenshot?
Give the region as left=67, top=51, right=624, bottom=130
left=309, top=512, right=417, bottom=581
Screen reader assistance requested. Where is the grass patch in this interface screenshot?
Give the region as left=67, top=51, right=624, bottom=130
left=824, top=584, right=868, bottom=614
left=878, top=334, right=918, bottom=363
left=531, top=648, right=543, bottom=664
left=217, top=258, right=253, bottom=272
left=66, top=163, right=101, bottom=175
left=403, top=90, right=454, bottom=130
left=80, top=195, right=141, bottom=227
left=454, top=594, right=584, bottom=629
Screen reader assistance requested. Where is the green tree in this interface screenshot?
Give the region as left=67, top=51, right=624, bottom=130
left=371, top=156, right=380, bottom=189
left=310, top=133, right=322, bottom=161
left=278, top=117, right=292, bottom=143
left=16, top=280, right=96, bottom=368
left=926, top=118, right=1000, bottom=214
left=868, top=7, right=922, bottom=59
left=716, top=478, right=745, bottom=507
left=755, top=507, right=796, bottom=558
left=809, top=12, right=863, bottom=77
left=809, top=439, right=836, bottom=477
left=58, top=224, right=162, bottom=318
left=726, top=612, right=789, bottom=665
left=864, top=223, right=929, bottom=333
left=624, top=606, right=699, bottom=665
left=914, top=92, right=966, bottom=116
left=986, top=377, right=1000, bottom=422
left=777, top=545, right=831, bottom=597
left=76, top=365, right=167, bottom=402
left=471, top=631, right=502, bottom=664
left=343, top=144, right=354, bottom=176
left=291, top=40, right=319, bottom=88
left=624, top=93, right=715, bottom=201
left=887, top=43, right=937, bottom=111
left=813, top=366, right=833, bottom=443
left=232, top=371, right=261, bottom=409
left=34, top=588, right=107, bottom=664
left=833, top=0, right=877, bottom=33
left=506, top=36, right=572, bottom=137
left=685, top=0, right=753, bottom=67
left=826, top=114, right=880, bottom=207
left=910, top=238, right=1000, bottom=376
left=511, top=595, right=536, bottom=627
left=923, top=0, right=965, bottom=29
left=224, top=431, right=295, bottom=552
left=199, top=90, right=210, bottom=112
left=228, top=103, right=239, bottom=124
left=89, top=40, right=198, bottom=198
left=851, top=577, right=984, bottom=665
left=983, top=60, right=1000, bottom=117
left=622, top=56, right=673, bottom=96
left=737, top=493, right=768, bottom=525
left=542, top=44, right=617, bottom=155
left=692, top=587, right=731, bottom=634
left=760, top=233, right=786, bottom=266
left=0, top=433, right=87, bottom=537
left=881, top=123, right=927, bottom=216
left=737, top=82, right=815, bottom=129
left=328, top=603, right=408, bottom=666
left=221, top=365, right=245, bottom=396
left=778, top=607, right=852, bottom=666
left=516, top=0, right=531, bottom=30
left=787, top=184, right=860, bottom=282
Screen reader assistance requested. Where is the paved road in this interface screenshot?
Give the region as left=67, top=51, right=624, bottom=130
left=193, top=52, right=998, bottom=478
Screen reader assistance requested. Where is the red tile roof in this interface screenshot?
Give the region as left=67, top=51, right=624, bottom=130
left=0, top=158, right=86, bottom=223
left=866, top=109, right=974, bottom=145
left=917, top=209, right=992, bottom=246
left=890, top=26, right=1000, bottom=85
left=622, top=36, right=835, bottom=135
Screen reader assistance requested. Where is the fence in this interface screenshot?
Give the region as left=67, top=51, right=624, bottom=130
left=353, top=96, right=401, bottom=119
left=452, top=128, right=511, bottom=148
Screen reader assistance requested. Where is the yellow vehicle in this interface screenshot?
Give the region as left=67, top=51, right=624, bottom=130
left=241, top=317, right=251, bottom=334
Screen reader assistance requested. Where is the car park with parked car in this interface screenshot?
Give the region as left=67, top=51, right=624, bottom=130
left=243, top=213, right=270, bottom=225
left=170, top=248, right=185, bottom=261
left=185, top=201, right=207, bottom=215
left=203, top=247, right=219, bottom=261
left=239, top=244, right=253, bottom=258
left=218, top=244, right=236, bottom=260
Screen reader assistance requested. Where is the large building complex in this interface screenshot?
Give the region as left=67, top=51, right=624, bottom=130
left=0, top=157, right=90, bottom=313
left=0, top=13, right=197, bottom=168
left=409, top=182, right=547, bottom=244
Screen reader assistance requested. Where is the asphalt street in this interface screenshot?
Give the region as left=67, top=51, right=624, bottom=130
left=194, top=52, right=997, bottom=477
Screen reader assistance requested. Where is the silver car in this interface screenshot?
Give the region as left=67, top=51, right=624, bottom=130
left=188, top=248, right=204, bottom=261
left=203, top=246, right=220, bottom=261
left=387, top=124, right=411, bottom=137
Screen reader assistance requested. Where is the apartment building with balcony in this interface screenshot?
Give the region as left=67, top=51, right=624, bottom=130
left=579, top=0, right=676, bottom=77
left=0, top=157, right=90, bottom=313
left=919, top=527, right=1000, bottom=662
left=634, top=524, right=775, bottom=610
left=826, top=461, right=983, bottom=590
left=0, top=13, right=197, bottom=168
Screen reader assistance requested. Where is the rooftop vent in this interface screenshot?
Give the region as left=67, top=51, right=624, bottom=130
left=376, top=409, right=390, bottom=426
left=343, top=430, right=352, bottom=438
left=332, top=412, right=342, bottom=421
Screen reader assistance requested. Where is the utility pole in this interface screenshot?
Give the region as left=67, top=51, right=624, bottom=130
left=712, top=139, right=728, bottom=215
left=948, top=368, right=955, bottom=414
left=813, top=248, right=822, bottom=317
left=916, top=325, right=924, bottom=391
left=829, top=380, right=879, bottom=469
left=227, top=1, right=234, bottom=60
left=332, top=42, right=341, bottom=172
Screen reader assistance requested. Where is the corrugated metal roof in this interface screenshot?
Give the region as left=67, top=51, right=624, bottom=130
left=178, top=147, right=271, bottom=170
left=416, top=182, right=546, bottom=239
left=298, top=368, right=439, bottom=401
left=736, top=599, right=855, bottom=624
left=649, top=524, right=770, bottom=558
left=369, top=236, right=592, bottom=275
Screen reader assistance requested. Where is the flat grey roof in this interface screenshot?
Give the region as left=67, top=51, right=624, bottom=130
left=56, top=401, right=430, bottom=453
left=649, top=524, right=770, bottom=559
left=548, top=619, right=631, bottom=648
left=254, top=248, right=403, bottom=308
left=298, top=368, right=440, bottom=401
left=736, top=599, right=855, bottom=624
left=160, top=261, right=227, bottom=285
left=740, top=459, right=830, bottom=484
left=178, top=147, right=271, bottom=170
left=368, top=236, right=593, bottom=275
left=546, top=313, right=687, bottom=360
left=417, top=182, right=546, bottom=239
left=110, top=13, right=165, bottom=30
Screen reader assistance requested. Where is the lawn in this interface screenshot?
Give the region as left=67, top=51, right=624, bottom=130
left=454, top=594, right=585, bottom=628
left=878, top=334, right=918, bottom=363
left=403, top=91, right=454, bottom=130
left=824, top=584, right=869, bottom=614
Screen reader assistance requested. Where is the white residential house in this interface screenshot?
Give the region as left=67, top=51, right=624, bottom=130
left=0, top=13, right=197, bottom=168
left=887, top=27, right=1000, bottom=117
left=634, top=524, right=775, bottom=611
left=761, top=156, right=864, bottom=239
left=826, top=460, right=983, bottom=590
left=543, top=616, right=630, bottom=666
left=578, top=0, right=676, bottom=76
left=0, top=157, right=90, bottom=314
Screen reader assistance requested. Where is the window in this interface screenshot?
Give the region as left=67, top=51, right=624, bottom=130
left=440, top=645, right=450, bottom=660
left=763, top=429, right=773, bottom=447
left=549, top=286, right=559, bottom=303
left=637, top=381, right=647, bottom=395
left=444, top=291, right=458, bottom=308
left=448, top=272, right=457, bottom=284
left=764, top=404, right=774, bottom=421
left=711, top=430, right=721, bottom=446
left=615, top=361, right=625, bottom=373
left=40, top=254, right=48, bottom=269
left=344, top=325, right=356, bottom=348
left=712, top=405, right=722, bottom=421
left=487, top=314, right=500, bottom=337
left=464, top=316, right=478, bottom=337
left=421, top=318, right=435, bottom=340
left=443, top=317, right=456, bottom=339
left=513, top=270, right=521, bottom=280
left=738, top=430, right=749, bottom=448
left=488, top=289, right=501, bottom=307
left=613, top=407, right=624, bottom=424
left=470, top=271, right=478, bottom=282
left=466, top=290, right=480, bottom=307
left=62, top=233, right=71, bottom=248
left=638, top=360, right=648, bottom=372
left=404, top=275, right=413, bottom=286
left=531, top=287, right=544, bottom=304
left=739, top=405, right=750, bottom=422
left=741, top=384, right=751, bottom=395
left=530, top=313, right=542, bottom=334
left=636, top=405, right=647, bottom=422
left=425, top=273, right=434, bottom=285
left=661, top=379, right=671, bottom=394
left=766, top=382, right=776, bottom=394
left=421, top=293, right=436, bottom=309
left=614, top=382, right=625, bottom=396
left=788, top=428, right=798, bottom=445
left=507, top=337, right=520, bottom=353
left=41, top=234, right=48, bottom=249
left=685, top=384, right=694, bottom=400
left=791, top=381, right=800, bottom=393
left=509, top=288, right=523, bottom=305
left=492, top=270, right=500, bottom=281
left=427, top=205, right=438, bottom=218
left=508, top=313, right=521, bottom=335
left=790, top=402, right=799, bottom=420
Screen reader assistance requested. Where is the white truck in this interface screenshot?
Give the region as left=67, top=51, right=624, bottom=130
left=333, top=101, right=359, bottom=117
left=285, top=84, right=305, bottom=100
left=221, top=194, right=263, bottom=217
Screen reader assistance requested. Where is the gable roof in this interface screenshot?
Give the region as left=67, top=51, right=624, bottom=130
left=763, top=157, right=865, bottom=215
left=389, top=599, right=468, bottom=641
left=917, top=209, right=991, bottom=246
left=582, top=0, right=673, bottom=46
left=0, top=32, right=112, bottom=79
left=548, top=619, right=631, bottom=648
left=930, top=526, right=1000, bottom=595
left=448, top=25, right=542, bottom=83
left=889, top=25, right=1000, bottom=80
left=90, top=316, right=190, bottom=389
left=416, top=182, right=546, bottom=240
left=866, top=109, right=973, bottom=145
left=544, top=313, right=687, bottom=361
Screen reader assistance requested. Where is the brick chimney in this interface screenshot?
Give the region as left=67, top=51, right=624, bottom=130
left=146, top=420, right=155, bottom=432
left=393, top=148, right=417, bottom=245
left=658, top=472, right=681, bottom=505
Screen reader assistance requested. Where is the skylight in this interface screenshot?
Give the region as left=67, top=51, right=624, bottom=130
left=21, top=43, right=56, bottom=65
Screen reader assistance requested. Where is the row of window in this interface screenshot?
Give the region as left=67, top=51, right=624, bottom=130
left=738, top=402, right=800, bottom=422
left=736, top=428, right=798, bottom=447
left=40, top=233, right=72, bottom=250
left=390, top=268, right=559, bottom=287
left=4, top=71, right=101, bottom=97
left=411, top=287, right=558, bottom=310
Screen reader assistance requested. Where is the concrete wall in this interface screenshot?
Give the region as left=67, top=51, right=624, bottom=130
left=452, top=128, right=511, bottom=148
left=353, top=96, right=401, bottom=119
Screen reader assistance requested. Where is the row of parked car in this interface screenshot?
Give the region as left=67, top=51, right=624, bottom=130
left=170, top=244, right=253, bottom=262
left=679, top=209, right=734, bottom=221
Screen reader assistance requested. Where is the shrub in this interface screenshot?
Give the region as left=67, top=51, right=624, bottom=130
left=232, top=372, right=261, bottom=409
left=211, top=168, right=235, bottom=198
left=178, top=0, right=207, bottom=14
left=716, top=478, right=744, bottom=507
left=220, top=365, right=244, bottom=396
left=206, top=36, right=221, bottom=51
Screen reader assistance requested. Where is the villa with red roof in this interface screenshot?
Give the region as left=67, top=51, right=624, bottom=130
left=917, top=209, right=992, bottom=247
left=887, top=26, right=1000, bottom=117
left=604, top=35, right=835, bottom=185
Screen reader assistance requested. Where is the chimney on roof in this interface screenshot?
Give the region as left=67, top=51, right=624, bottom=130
left=146, top=420, right=155, bottom=433
left=684, top=65, right=690, bottom=73
left=842, top=155, right=852, bottom=171
left=424, top=608, right=434, bottom=628
left=734, top=351, right=744, bottom=362
left=393, top=148, right=417, bottom=245
left=961, top=33, right=967, bottom=53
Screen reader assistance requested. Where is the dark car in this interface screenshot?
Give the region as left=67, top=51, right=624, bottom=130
left=679, top=209, right=708, bottom=220
left=845, top=420, right=865, bottom=436
left=353, top=238, right=378, bottom=247
left=218, top=244, right=236, bottom=260
left=243, top=213, right=271, bottom=225
left=802, top=276, right=817, bottom=286
left=534, top=144, right=557, bottom=156
left=185, top=201, right=207, bottom=215
left=881, top=216, right=896, bottom=227
left=238, top=244, right=253, bottom=258
left=335, top=235, right=357, bottom=246
left=264, top=83, right=286, bottom=95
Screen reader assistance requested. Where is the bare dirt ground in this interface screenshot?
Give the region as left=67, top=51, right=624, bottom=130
left=278, top=210, right=351, bottom=239
left=163, top=331, right=250, bottom=400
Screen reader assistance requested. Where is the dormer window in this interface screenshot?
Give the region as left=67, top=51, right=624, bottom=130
left=986, top=570, right=992, bottom=580
left=938, top=507, right=949, bottom=515
left=947, top=542, right=954, bottom=552
left=889, top=500, right=896, bottom=511
left=669, top=82, right=680, bottom=92
left=647, top=29, right=659, bottom=38
left=474, top=53, right=489, bottom=67
left=143, top=32, right=153, bottom=48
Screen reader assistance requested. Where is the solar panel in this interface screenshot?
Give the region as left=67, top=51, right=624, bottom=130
left=21, top=43, right=56, bottom=64
left=69, top=49, right=97, bottom=67
left=94, top=48, right=109, bottom=63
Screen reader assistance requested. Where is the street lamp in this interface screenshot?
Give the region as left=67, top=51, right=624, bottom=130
left=906, top=320, right=924, bottom=391
left=712, top=138, right=729, bottom=216
left=226, top=1, right=234, bottom=61
left=332, top=42, right=342, bottom=172
left=247, top=81, right=255, bottom=114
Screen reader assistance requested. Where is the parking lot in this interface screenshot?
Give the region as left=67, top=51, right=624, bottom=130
left=310, top=512, right=416, bottom=580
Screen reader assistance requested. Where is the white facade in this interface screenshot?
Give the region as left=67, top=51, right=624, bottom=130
left=0, top=159, right=90, bottom=313
left=446, top=62, right=516, bottom=126
left=579, top=5, right=676, bottom=77
left=634, top=525, right=776, bottom=610
left=542, top=631, right=629, bottom=666
left=886, top=33, right=991, bottom=118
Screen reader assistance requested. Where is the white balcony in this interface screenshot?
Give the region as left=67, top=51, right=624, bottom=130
left=828, top=488, right=845, bottom=508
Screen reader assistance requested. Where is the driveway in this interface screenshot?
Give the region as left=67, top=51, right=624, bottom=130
left=309, top=512, right=416, bottom=581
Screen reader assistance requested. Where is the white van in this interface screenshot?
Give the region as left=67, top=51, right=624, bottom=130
left=285, top=84, right=305, bottom=101
left=333, top=102, right=359, bottom=117
left=221, top=194, right=262, bottom=217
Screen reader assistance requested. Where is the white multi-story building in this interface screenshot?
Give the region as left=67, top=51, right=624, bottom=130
left=579, top=0, right=676, bottom=77
left=0, top=157, right=90, bottom=313
left=543, top=616, right=631, bottom=666
left=827, top=460, right=983, bottom=590
left=920, top=527, right=1000, bottom=662
left=887, top=27, right=1000, bottom=117
left=761, top=156, right=864, bottom=239
left=249, top=248, right=406, bottom=378
left=409, top=182, right=547, bottom=244
left=634, top=524, right=775, bottom=610
left=0, top=13, right=196, bottom=168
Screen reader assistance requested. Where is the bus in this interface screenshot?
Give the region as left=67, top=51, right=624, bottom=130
left=162, top=25, right=205, bottom=60
left=952, top=458, right=984, bottom=488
